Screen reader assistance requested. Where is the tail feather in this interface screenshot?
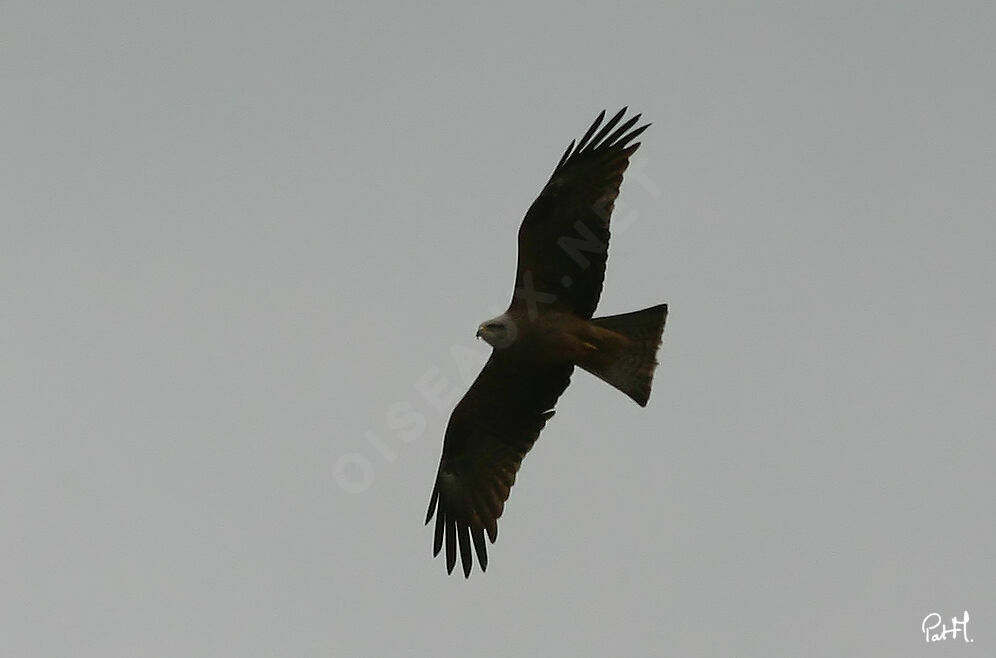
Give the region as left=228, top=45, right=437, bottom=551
left=582, top=304, right=667, bottom=406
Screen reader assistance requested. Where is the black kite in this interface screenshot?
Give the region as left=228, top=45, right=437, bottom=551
left=425, top=108, right=668, bottom=577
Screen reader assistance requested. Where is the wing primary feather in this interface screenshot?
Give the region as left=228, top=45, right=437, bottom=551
left=585, top=107, right=627, bottom=152
left=445, top=514, right=457, bottom=574
left=474, top=484, right=502, bottom=520
left=486, top=520, right=498, bottom=543
left=603, top=114, right=641, bottom=148
left=554, top=139, right=576, bottom=171
left=574, top=109, right=606, bottom=152
left=457, top=522, right=473, bottom=578
left=433, top=507, right=445, bottom=556
left=616, top=123, right=650, bottom=150
left=424, top=486, right=439, bottom=524
left=471, top=526, right=488, bottom=572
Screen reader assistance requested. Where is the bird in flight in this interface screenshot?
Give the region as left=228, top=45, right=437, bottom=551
left=425, top=108, right=668, bottom=577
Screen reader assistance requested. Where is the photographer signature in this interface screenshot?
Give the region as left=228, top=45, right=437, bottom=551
left=922, top=611, right=973, bottom=643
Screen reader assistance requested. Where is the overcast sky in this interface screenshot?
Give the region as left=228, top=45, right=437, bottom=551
left=4, top=2, right=994, bottom=656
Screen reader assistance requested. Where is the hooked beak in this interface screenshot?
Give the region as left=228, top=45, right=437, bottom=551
left=475, top=326, right=483, bottom=339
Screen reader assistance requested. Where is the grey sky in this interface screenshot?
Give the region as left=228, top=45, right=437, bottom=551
left=3, top=2, right=994, bottom=656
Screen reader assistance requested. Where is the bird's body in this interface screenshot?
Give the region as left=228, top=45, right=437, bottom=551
left=478, top=310, right=603, bottom=364
left=426, top=109, right=668, bottom=577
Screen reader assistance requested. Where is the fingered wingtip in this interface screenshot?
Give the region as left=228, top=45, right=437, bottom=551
left=424, top=487, right=439, bottom=524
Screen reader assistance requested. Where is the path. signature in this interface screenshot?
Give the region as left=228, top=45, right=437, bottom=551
left=922, top=611, right=973, bottom=643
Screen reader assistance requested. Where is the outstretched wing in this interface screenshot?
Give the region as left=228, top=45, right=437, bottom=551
left=513, top=108, right=649, bottom=319
left=425, top=356, right=573, bottom=577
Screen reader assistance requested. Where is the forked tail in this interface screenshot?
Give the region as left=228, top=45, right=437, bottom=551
left=582, top=304, right=668, bottom=407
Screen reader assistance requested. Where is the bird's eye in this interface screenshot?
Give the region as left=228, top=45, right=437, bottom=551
left=486, top=322, right=502, bottom=330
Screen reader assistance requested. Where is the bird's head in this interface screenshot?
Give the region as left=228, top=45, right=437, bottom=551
left=476, top=314, right=516, bottom=349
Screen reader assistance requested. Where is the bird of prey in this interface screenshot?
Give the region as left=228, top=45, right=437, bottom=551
left=425, top=108, right=668, bottom=577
